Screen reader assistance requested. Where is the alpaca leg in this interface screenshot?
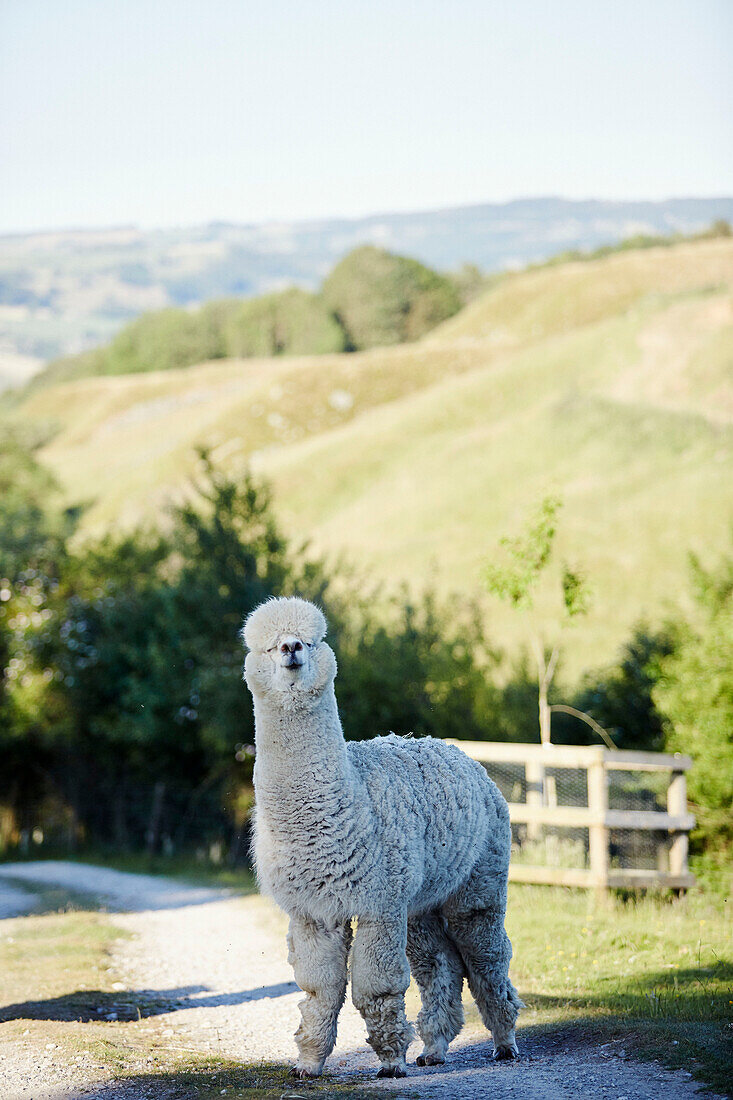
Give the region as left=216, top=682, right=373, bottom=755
left=443, top=861, right=521, bottom=1059
left=287, top=914, right=352, bottom=1077
left=351, top=912, right=414, bottom=1077
left=406, top=910, right=465, bottom=1066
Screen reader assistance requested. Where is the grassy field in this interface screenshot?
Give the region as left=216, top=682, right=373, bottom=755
left=9, top=237, right=733, bottom=674
left=0, top=875, right=730, bottom=1097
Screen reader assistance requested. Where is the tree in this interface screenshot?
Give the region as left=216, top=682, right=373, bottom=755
left=321, top=245, right=461, bottom=350
left=0, top=430, right=76, bottom=846
left=448, top=263, right=490, bottom=305
left=104, top=307, right=225, bottom=374
left=34, top=452, right=305, bottom=848
left=653, top=550, right=733, bottom=852
left=222, top=287, right=346, bottom=358
left=332, top=588, right=505, bottom=744
left=1, top=445, right=518, bottom=857
left=483, top=496, right=605, bottom=746
left=0, top=430, right=70, bottom=582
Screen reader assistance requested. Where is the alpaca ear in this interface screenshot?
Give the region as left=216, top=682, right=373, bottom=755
left=313, top=642, right=337, bottom=691
left=243, top=649, right=270, bottom=694
left=241, top=600, right=278, bottom=653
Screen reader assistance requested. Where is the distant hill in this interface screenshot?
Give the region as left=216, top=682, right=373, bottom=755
left=26, top=246, right=461, bottom=392
left=10, top=236, right=733, bottom=677
left=2, top=195, right=732, bottom=389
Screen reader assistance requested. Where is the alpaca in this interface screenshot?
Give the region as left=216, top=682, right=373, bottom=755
left=242, top=596, right=521, bottom=1078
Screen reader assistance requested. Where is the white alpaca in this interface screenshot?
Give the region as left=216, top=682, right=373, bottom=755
left=243, top=596, right=521, bottom=1078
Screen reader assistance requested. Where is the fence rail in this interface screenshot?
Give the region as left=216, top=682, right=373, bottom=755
left=448, top=740, right=695, bottom=892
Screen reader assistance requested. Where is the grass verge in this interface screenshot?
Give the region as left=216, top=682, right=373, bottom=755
left=506, top=883, right=733, bottom=1097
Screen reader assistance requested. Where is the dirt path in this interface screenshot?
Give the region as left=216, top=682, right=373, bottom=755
left=0, top=862, right=720, bottom=1099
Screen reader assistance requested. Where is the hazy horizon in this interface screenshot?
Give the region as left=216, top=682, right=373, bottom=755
left=3, top=192, right=733, bottom=240
left=2, top=0, right=731, bottom=235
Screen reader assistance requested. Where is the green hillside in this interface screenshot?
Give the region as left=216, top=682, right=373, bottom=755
left=10, top=238, right=733, bottom=675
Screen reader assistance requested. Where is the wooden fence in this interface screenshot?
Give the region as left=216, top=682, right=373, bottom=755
left=448, top=740, right=695, bottom=892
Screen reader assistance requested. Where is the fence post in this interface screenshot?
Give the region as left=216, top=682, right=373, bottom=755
left=525, top=758, right=543, bottom=840
left=588, top=749, right=609, bottom=895
left=667, top=768, right=689, bottom=885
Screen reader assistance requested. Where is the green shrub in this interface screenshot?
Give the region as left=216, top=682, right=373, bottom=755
left=31, top=247, right=459, bottom=387
left=448, top=262, right=491, bottom=305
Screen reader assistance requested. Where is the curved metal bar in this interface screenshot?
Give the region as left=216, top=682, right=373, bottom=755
left=548, top=704, right=617, bottom=750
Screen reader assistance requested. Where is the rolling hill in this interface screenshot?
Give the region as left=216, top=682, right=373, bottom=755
left=10, top=237, right=733, bottom=677
left=2, top=195, right=732, bottom=389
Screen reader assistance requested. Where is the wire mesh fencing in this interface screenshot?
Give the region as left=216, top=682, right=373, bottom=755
left=449, top=740, right=695, bottom=891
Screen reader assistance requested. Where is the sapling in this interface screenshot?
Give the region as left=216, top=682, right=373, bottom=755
left=484, top=495, right=611, bottom=749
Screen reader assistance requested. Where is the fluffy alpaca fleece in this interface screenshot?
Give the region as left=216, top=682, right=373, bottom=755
left=243, top=596, right=521, bottom=1078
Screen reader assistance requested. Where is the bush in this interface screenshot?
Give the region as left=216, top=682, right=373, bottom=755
left=32, top=246, right=461, bottom=390
left=448, top=262, right=491, bottom=305
left=330, top=589, right=505, bottom=744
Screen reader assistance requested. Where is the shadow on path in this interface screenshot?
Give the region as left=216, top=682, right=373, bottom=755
left=0, top=981, right=299, bottom=1023
left=43, top=1062, right=383, bottom=1100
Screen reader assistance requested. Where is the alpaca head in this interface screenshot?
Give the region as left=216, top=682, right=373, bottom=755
left=242, top=597, right=335, bottom=702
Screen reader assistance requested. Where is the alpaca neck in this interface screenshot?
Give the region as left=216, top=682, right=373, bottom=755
left=253, top=685, right=353, bottom=813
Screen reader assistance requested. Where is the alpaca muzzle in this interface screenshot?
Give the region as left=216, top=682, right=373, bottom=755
left=279, top=636, right=304, bottom=669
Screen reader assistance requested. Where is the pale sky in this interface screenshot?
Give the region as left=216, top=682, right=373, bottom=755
left=1, top=0, right=731, bottom=234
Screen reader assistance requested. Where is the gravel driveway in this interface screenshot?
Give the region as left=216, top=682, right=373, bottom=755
left=0, top=862, right=720, bottom=1099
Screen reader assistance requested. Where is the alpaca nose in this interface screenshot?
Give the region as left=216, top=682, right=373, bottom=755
left=279, top=636, right=304, bottom=668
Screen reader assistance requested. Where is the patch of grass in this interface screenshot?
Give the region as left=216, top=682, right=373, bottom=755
left=0, top=896, right=116, bottom=1002
left=263, top=300, right=731, bottom=674
left=434, top=236, right=733, bottom=344
left=506, top=883, right=733, bottom=1096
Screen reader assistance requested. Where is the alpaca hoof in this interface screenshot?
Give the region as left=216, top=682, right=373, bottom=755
left=492, top=1044, right=519, bottom=1061
left=377, top=1066, right=407, bottom=1078
left=291, top=1065, right=320, bottom=1079
left=417, top=1053, right=446, bottom=1066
